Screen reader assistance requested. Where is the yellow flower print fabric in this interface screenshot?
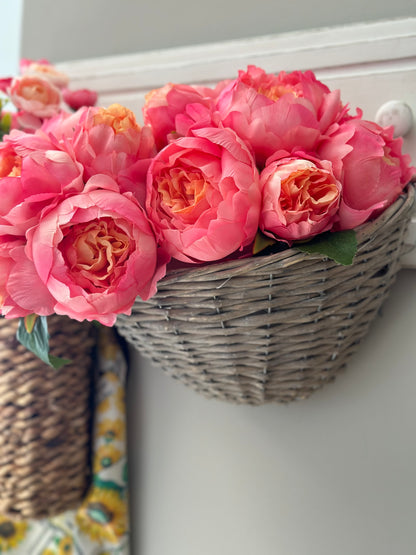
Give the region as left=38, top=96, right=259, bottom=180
left=0, top=326, right=129, bottom=555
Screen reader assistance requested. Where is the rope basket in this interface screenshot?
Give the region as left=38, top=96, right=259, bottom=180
left=116, top=185, right=415, bottom=405
left=0, top=315, right=96, bottom=520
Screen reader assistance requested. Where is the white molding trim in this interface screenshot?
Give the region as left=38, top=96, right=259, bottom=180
left=57, top=17, right=416, bottom=267
left=57, top=17, right=416, bottom=89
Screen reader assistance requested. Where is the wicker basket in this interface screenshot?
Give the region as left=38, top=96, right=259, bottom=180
left=0, top=315, right=96, bottom=520
left=116, top=185, right=415, bottom=405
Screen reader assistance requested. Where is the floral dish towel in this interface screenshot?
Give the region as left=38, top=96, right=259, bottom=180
left=0, top=326, right=129, bottom=555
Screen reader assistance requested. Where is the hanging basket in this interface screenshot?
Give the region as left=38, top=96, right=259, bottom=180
left=116, top=185, right=415, bottom=405
left=0, top=315, right=96, bottom=520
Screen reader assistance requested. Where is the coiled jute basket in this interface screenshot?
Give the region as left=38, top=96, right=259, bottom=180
left=117, top=185, right=415, bottom=405
left=0, top=315, right=95, bottom=520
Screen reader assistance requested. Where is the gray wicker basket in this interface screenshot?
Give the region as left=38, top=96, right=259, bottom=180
left=116, top=185, right=415, bottom=405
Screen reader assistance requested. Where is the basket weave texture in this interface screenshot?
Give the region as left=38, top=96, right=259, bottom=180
left=116, top=185, right=415, bottom=405
left=0, top=315, right=95, bottom=520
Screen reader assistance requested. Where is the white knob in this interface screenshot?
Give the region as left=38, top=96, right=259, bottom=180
left=375, top=100, right=413, bottom=138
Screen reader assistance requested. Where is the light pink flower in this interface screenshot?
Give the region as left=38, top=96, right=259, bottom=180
left=216, top=66, right=350, bottom=166
left=318, top=119, right=415, bottom=229
left=20, top=59, right=69, bottom=89
left=9, top=75, right=62, bottom=118
left=62, top=88, right=98, bottom=110
left=146, top=127, right=261, bottom=263
left=260, top=156, right=341, bottom=242
left=20, top=58, right=50, bottom=73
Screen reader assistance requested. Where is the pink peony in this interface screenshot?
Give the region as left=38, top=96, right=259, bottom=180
left=318, top=119, right=415, bottom=229
left=38, top=108, right=87, bottom=140
left=142, top=83, right=220, bottom=149
left=10, top=104, right=157, bottom=206
left=0, top=171, right=166, bottom=324
left=9, top=75, right=62, bottom=118
left=62, top=88, right=98, bottom=111
left=146, top=127, right=261, bottom=263
left=0, top=138, right=85, bottom=318
left=0, top=140, right=84, bottom=239
left=69, top=104, right=156, bottom=203
left=0, top=141, right=22, bottom=178
left=260, top=156, right=341, bottom=242
left=61, top=104, right=156, bottom=200
left=27, top=180, right=165, bottom=325
left=0, top=171, right=53, bottom=318
left=216, top=66, right=349, bottom=166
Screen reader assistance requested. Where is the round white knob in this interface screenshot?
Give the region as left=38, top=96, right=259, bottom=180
left=375, top=100, right=413, bottom=138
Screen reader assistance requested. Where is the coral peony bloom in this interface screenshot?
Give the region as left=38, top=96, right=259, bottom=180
left=260, top=157, right=341, bottom=241
left=0, top=142, right=85, bottom=241
left=318, top=119, right=415, bottom=229
left=0, top=138, right=85, bottom=320
left=62, top=88, right=98, bottom=110
left=69, top=104, right=156, bottom=202
left=17, top=104, right=156, bottom=204
left=92, top=103, right=139, bottom=134
left=0, top=141, right=22, bottom=177
left=142, top=83, right=219, bottom=149
left=28, top=183, right=163, bottom=325
left=0, top=171, right=58, bottom=318
left=9, top=103, right=156, bottom=206
left=146, top=127, right=261, bottom=263
left=216, top=66, right=349, bottom=166
left=9, top=75, right=62, bottom=118
left=0, top=174, right=165, bottom=324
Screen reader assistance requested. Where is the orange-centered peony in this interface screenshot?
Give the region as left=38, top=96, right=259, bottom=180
left=260, top=157, right=341, bottom=242
left=93, top=104, right=140, bottom=134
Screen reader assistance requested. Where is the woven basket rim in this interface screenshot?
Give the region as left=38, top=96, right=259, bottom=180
left=157, top=183, right=415, bottom=287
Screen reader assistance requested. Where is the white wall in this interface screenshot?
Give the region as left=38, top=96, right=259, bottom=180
left=129, top=269, right=416, bottom=555
left=21, top=0, right=416, bottom=62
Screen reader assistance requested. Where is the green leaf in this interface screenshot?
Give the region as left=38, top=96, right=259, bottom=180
left=295, top=229, right=357, bottom=266
left=0, top=111, right=11, bottom=135
left=253, top=230, right=278, bottom=255
left=49, top=354, right=72, bottom=369
left=24, top=313, right=38, bottom=333
left=16, top=316, right=71, bottom=369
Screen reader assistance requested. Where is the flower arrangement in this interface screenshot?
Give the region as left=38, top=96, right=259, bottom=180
left=0, top=61, right=414, bottom=367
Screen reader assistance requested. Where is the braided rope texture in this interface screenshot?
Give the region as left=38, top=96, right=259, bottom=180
left=0, top=316, right=96, bottom=520
left=117, top=186, right=415, bottom=406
